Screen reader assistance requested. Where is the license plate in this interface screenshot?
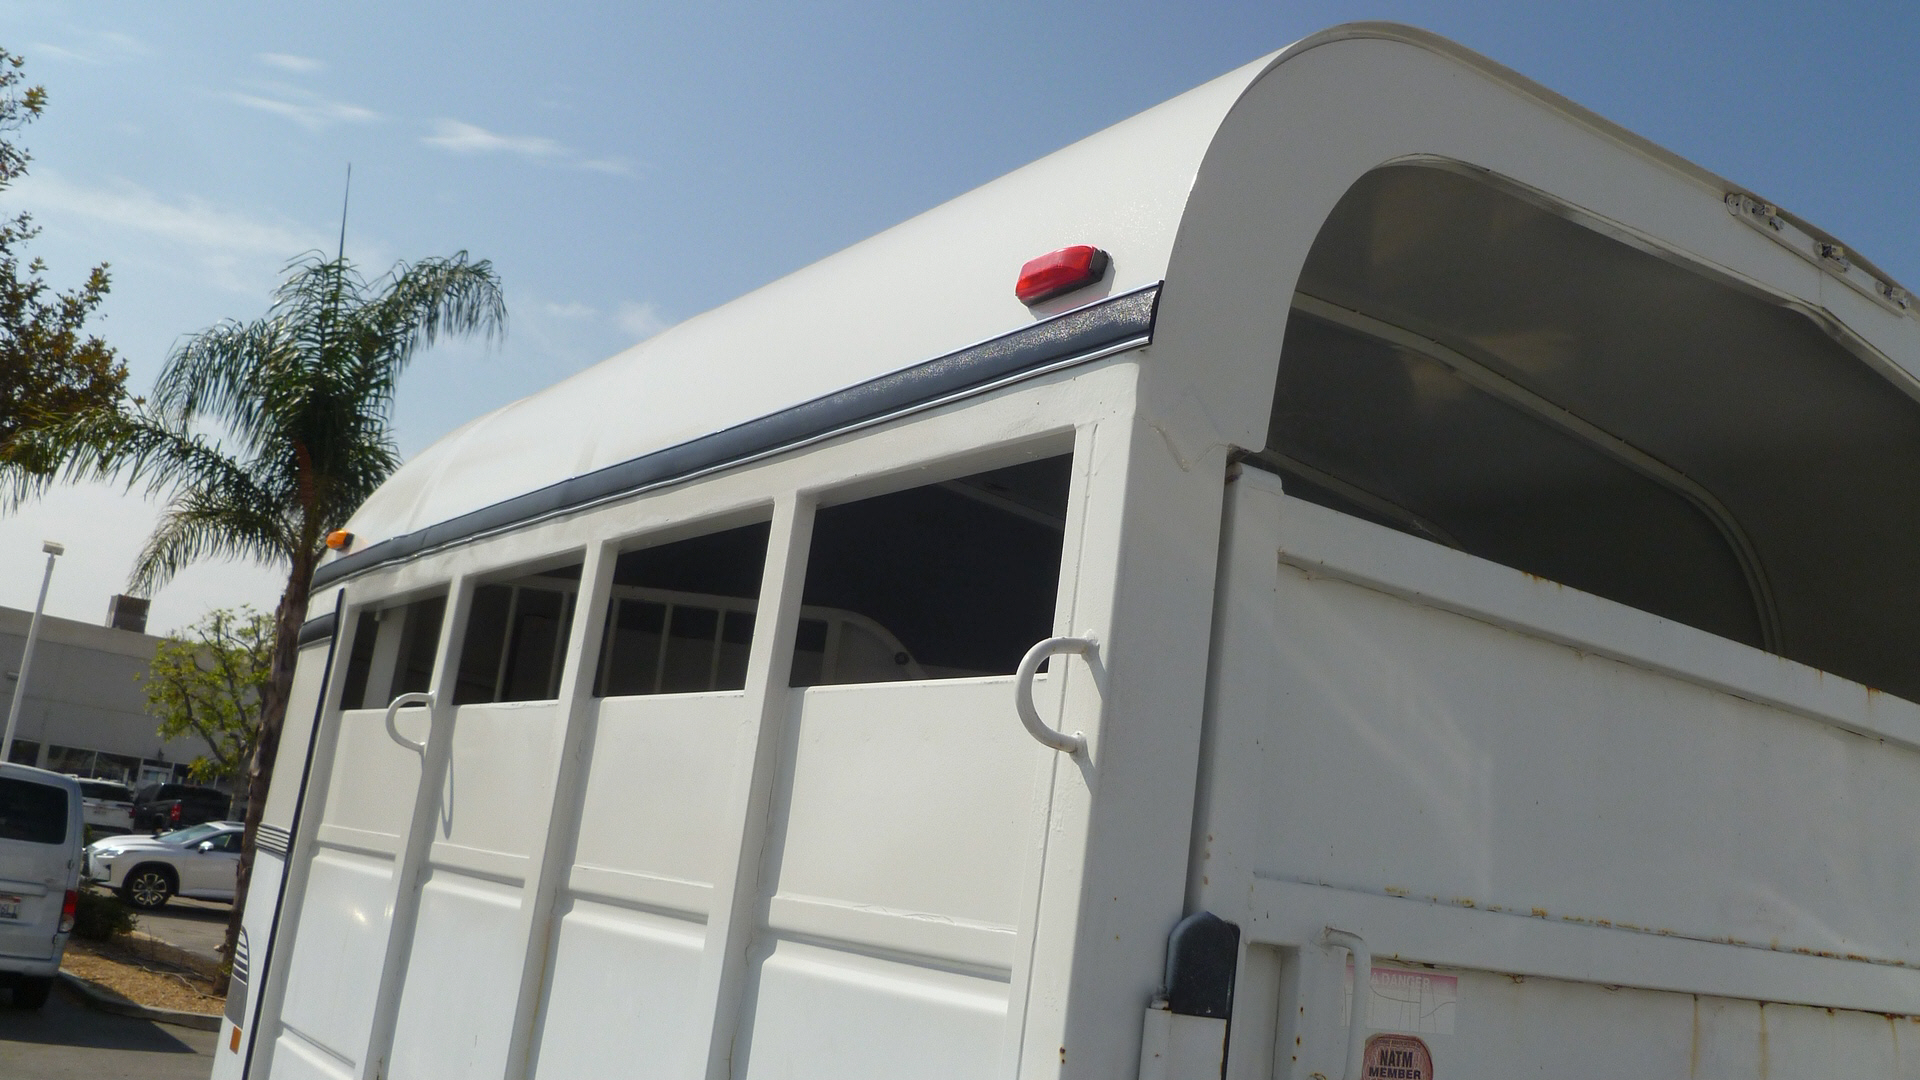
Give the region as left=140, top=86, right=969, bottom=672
left=0, top=895, right=18, bottom=920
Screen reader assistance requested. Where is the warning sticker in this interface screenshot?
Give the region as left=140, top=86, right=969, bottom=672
left=1343, top=964, right=1458, bottom=1035
left=1363, top=1033, right=1434, bottom=1080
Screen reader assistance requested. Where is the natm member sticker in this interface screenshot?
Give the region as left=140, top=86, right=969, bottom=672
left=1363, top=1033, right=1433, bottom=1080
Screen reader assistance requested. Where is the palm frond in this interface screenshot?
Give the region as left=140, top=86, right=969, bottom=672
left=147, top=316, right=300, bottom=456
left=0, top=405, right=272, bottom=512
left=361, top=253, right=507, bottom=373
left=131, top=494, right=293, bottom=593
left=10, top=246, right=503, bottom=599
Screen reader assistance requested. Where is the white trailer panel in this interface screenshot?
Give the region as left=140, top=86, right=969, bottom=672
left=209, top=22, right=1919, bottom=1080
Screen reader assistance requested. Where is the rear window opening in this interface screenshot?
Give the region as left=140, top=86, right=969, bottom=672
left=1263, top=162, right=1920, bottom=700
left=594, top=521, right=772, bottom=698
left=454, top=562, right=584, bottom=705
left=0, top=777, right=68, bottom=845
left=339, top=593, right=448, bottom=710
left=791, top=454, right=1071, bottom=686
left=78, top=780, right=132, bottom=802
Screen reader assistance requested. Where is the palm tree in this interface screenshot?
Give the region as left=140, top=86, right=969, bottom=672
left=4, top=251, right=505, bottom=987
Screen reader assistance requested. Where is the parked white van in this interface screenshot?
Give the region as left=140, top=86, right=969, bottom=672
left=0, top=763, right=82, bottom=1010
left=214, top=23, right=1920, bottom=1080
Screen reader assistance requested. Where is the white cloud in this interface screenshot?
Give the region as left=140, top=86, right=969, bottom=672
left=228, top=82, right=379, bottom=131
left=542, top=301, right=598, bottom=319
left=423, top=119, right=634, bottom=175
left=423, top=120, right=563, bottom=158
left=96, top=32, right=148, bottom=58
left=7, top=171, right=322, bottom=258
left=28, top=42, right=88, bottom=63
left=257, top=52, right=324, bottom=74
left=577, top=158, right=635, bottom=177
left=27, top=31, right=148, bottom=65
left=616, top=301, right=669, bottom=341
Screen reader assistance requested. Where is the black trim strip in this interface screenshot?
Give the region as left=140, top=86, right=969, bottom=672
left=296, top=612, right=337, bottom=649
left=313, top=285, right=1159, bottom=589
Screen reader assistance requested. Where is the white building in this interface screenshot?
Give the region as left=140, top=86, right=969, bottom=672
left=0, top=602, right=207, bottom=789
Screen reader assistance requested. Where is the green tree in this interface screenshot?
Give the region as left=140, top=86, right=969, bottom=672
left=0, top=47, right=127, bottom=452
left=144, top=607, right=273, bottom=786
left=6, top=250, right=505, bottom=988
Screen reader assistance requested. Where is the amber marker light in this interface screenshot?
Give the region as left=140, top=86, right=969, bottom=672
left=326, top=529, right=355, bottom=551
left=1014, top=245, right=1109, bottom=305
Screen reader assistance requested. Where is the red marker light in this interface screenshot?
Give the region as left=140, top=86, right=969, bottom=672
left=59, top=889, right=77, bottom=934
left=1015, top=245, right=1109, bottom=305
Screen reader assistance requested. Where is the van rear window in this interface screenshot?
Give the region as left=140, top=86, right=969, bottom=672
left=0, top=778, right=68, bottom=845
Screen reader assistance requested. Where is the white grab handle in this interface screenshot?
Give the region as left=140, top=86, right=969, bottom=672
left=383, top=692, right=435, bottom=753
left=1321, top=927, right=1371, bottom=1080
left=1014, top=635, right=1096, bottom=753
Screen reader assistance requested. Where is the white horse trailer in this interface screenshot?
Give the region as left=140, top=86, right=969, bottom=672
left=214, top=23, right=1920, bottom=1080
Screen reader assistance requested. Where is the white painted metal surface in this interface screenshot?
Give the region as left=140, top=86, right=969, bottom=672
left=214, top=20, right=1920, bottom=1080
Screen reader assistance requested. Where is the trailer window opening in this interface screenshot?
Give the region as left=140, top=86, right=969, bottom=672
left=338, top=593, right=448, bottom=710
left=593, top=521, right=771, bottom=697
left=453, top=563, right=583, bottom=704
left=791, top=455, right=1071, bottom=686
left=1266, top=163, right=1920, bottom=700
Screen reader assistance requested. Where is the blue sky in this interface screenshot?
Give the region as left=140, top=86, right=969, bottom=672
left=0, top=1, right=1914, bottom=631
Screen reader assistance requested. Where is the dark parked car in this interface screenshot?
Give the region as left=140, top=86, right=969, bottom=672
left=130, top=783, right=231, bottom=832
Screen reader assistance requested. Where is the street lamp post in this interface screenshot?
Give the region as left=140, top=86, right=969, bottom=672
left=1, top=541, right=64, bottom=766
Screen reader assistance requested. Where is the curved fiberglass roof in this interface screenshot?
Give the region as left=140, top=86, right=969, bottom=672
left=329, top=22, right=1914, bottom=581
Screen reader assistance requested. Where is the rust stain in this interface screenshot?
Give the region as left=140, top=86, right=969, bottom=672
left=1452, top=897, right=1477, bottom=909
left=1530, top=907, right=1548, bottom=919
left=1690, top=996, right=1701, bottom=1079
left=1385, top=885, right=1409, bottom=897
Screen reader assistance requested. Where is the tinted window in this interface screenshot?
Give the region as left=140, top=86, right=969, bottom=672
left=1279, top=163, right=1920, bottom=701
left=793, top=456, right=1070, bottom=685
left=454, top=566, right=581, bottom=705
left=594, top=522, right=771, bottom=698
left=79, top=781, right=132, bottom=801
left=338, top=596, right=449, bottom=709
left=0, top=778, right=69, bottom=845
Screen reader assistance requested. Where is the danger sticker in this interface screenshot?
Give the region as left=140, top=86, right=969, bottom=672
left=1343, top=964, right=1458, bottom=1035
left=1363, top=1033, right=1434, bottom=1080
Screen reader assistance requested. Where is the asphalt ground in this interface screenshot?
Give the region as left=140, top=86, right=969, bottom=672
left=0, top=979, right=216, bottom=1079
left=134, top=896, right=232, bottom=964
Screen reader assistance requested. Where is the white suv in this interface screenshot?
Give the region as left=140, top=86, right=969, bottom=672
left=0, top=764, right=82, bottom=1009
left=85, top=821, right=243, bottom=909
left=68, top=777, right=135, bottom=835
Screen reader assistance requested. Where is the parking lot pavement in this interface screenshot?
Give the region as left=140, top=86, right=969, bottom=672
left=135, top=896, right=231, bottom=964
left=0, top=980, right=216, bottom=1079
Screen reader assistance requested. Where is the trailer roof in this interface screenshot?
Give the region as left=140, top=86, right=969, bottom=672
left=324, top=23, right=1913, bottom=586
